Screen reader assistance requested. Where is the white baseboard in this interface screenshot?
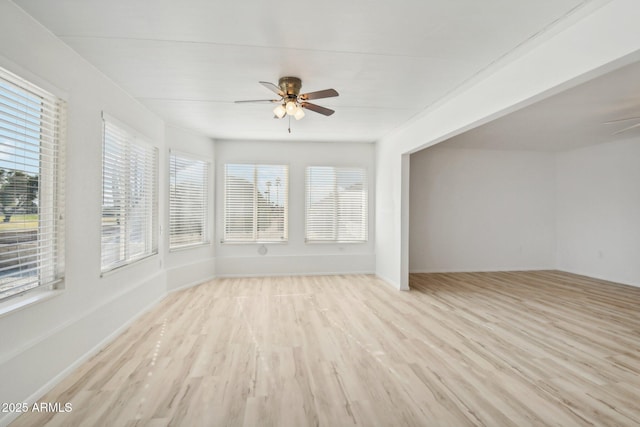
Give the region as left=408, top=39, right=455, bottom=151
left=0, top=274, right=166, bottom=427
left=166, top=258, right=216, bottom=292
left=215, top=270, right=375, bottom=279
left=408, top=267, right=553, bottom=274
left=215, top=253, right=375, bottom=277
left=408, top=268, right=640, bottom=290
left=375, top=273, right=403, bottom=291
left=556, top=268, right=640, bottom=289
left=169, top=273, right=217, bottom=293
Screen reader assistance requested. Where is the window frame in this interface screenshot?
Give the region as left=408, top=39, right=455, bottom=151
left=100, top=113, right=158, bottom=274
left=0, top=66, right=66, bottom=305
left=223, top=163, right=289, bottom=244
left=168, top=150, right=210, bottom=251
left=305, top=165, right=368, bottom=244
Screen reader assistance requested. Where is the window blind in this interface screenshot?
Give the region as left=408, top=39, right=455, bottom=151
left=224, top=164, right=288, bottom=242
left=305, top=166, right=368, bottom=242
left=169, top=152, right=209, bottom=249
left=0, top=67, right=65, bottom=302
left=101, top=117, right=158, bottom=272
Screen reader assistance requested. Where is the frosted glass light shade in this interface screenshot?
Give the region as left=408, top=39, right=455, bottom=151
left=285, top=101, right=297, bottom=115
left=273, top=104, right=286, bottom=118
left=294, top=107, right=305, bottom=120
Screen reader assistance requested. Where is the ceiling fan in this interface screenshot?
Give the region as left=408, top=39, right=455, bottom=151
left=235, top=77, right=339, bottom=122
left=604, top=115, right=640, bottom=135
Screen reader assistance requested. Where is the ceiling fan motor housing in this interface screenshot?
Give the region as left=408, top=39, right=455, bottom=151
left=279, top=76, right=302, bottom=98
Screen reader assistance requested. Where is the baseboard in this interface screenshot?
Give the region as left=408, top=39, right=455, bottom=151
left=215, top=253, right=375, bottom=277
left=375, top=273, right=403, bottom=291
left=0, top=273, right=166, bottom=427
left=409, top=267, right=640, bottom=290
left=556, top=268, right=640, bottom=289
left=409, top=267, right=553, bottom=274
left=0, top=271, right=164, bottom=366
left=166, top=258, right=216, bottom=292
left=169, top=273, right=217, bottom=293
left=216, top=270, right=375, bottom=279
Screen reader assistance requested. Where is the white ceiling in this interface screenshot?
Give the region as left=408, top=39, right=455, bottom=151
left=442, top=59, right=640, bottom=151
left=14, top=0, right=595, bottom=142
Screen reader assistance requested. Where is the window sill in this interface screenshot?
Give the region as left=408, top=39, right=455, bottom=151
left=220, top=241, right=288, bottom=245
left=169, top=241, right=211, bottom=253
left=0, top=288, right=64, bottom=318
left=100, top=253, right=158, bottom=278
left=305, top=240, right=368, bottom=244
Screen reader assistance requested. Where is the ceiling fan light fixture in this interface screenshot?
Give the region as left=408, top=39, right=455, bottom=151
left=236, top=78, right=339, bottom=129
left=273, top=104, right=286, bottom=118
left=285, top=100, right=297, bottom=115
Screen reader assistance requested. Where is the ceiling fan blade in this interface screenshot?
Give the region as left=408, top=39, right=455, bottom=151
left=299, top=88, right=339, bottom=101
left=234, top=99, right=281, bottom=104
left=604, top=116, right=640, bottom=124
left=301, top=102, right=335, bottom=116
left=259, top=81, right=284, bottom=96
left=612, top=121, right=640, bottom=135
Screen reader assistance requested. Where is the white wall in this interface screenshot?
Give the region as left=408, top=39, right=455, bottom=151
left=215, top=140, right=375, bottom=276
left=556, top=137, right=640, bottom=287
left=408, top=139, right=640, bottom=287
left=0, top=0, right=638, bottom=422
left=410, top=147, right=556, bottom=273
left=164, top=125, right=216, bottom=291
left=0, top=0, right=373, bottom=415
left=0, top=4, right=208, bottom=424
left=376, top=0, right=640, bottom=289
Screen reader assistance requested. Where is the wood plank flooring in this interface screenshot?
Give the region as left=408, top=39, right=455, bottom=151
left=11, top=271, right=640, bottom=426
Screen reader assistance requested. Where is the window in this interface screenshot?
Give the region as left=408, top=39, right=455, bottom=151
left=305, top=166, right=368, bottom=242
left=101, top=115, right=158, bottom=272
left=0, top=67, right=65, bottom=302
left=224, top=164, right=288, bottom=242
left=169, top=152, right=209, bottom=249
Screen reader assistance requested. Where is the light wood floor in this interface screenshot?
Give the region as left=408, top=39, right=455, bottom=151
left=12, top=271, right=640, bottom=426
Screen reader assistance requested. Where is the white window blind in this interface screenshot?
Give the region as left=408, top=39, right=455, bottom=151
left=305, top=166, right=368, bottom=242
left=0, top=67, right=65, bottom=302
left=224, top=164, right=288, bottom=242
left=101, top=116, right=158, bottom=272
left=169, top=152, right=209, bottom=249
